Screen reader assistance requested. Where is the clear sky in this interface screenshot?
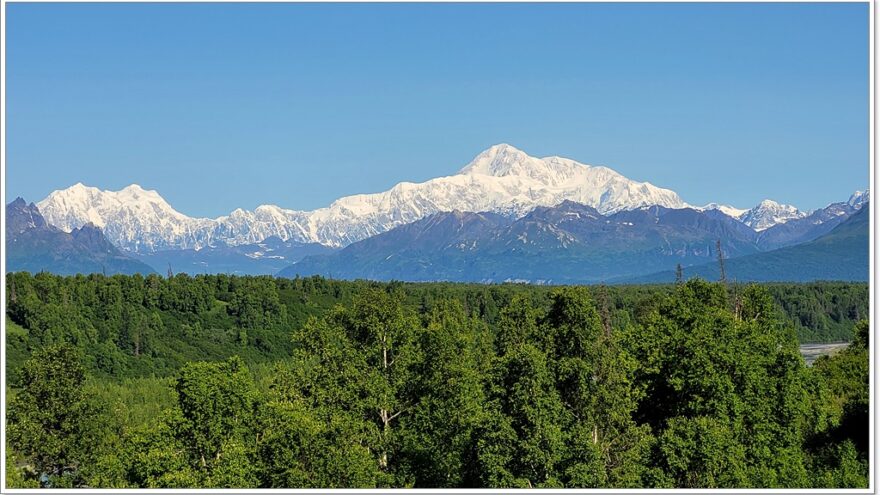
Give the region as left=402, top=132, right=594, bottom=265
left=6, top=2, right=869, bottom=217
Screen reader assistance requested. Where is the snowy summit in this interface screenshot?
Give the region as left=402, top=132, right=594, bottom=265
left=738, top=199, right=807, bottom=231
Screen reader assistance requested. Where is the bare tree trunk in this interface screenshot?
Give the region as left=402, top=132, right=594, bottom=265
left=379, top=411, right=389, bottom=469
left=383, top=332, right=388, bottom=371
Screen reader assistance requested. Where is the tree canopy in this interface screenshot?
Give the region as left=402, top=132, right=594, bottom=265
left=5, top=273, right=869, bottom=488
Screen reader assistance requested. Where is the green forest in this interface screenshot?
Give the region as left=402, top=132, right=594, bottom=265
left=4, top=273, right=870, bottom=488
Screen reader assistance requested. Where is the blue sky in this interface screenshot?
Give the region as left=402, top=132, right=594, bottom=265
left=6, top=3, right=869, bottom=217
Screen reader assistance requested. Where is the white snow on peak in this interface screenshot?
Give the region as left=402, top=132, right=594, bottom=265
left=848, top=189, right=870, bottom=209
left=699, top=202, right=749, bottom=219
left=37, top=183, right=214, bottom=251
left=738, top=199, right=807, bottom=231
left=454, top=144, right=687, bottom=213
left=457, top=144, right=533, bottom=177
left=37, top=144, right=690, bottom=252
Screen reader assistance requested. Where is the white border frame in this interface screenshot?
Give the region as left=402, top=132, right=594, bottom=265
left=0, top=1, right=875, bottom=493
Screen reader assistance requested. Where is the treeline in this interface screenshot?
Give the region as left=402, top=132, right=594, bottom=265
left=4, top=273, right=867, bottom=386
left=5, top=275, right=869, bottom=488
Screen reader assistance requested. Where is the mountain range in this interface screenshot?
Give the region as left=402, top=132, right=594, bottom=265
left=278, top=202, right=751, bottom=283
left=625, top=204, right=869, bottom=283
left=5, top=198, right=155, bottom=276
left=36, top=144, right=695, bottom=252
left=9, top=144, right=870, bottom=282
left=280, top=198, right=868, bottom=284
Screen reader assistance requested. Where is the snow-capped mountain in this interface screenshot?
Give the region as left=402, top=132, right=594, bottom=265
left=848, top=189, right=870, bottom=209
left=754, top=194, right=865, bottom=250
left=703, top=189, right=868, bottom=232
left=700, top=203, right=749, bottom=219
left=454, top=145, right=687, bottom=215
left=737, top=199, right=808, bottom=231
left=37, top=183, right=217, bottom=252
left=37, top=144, right=689, bottom=252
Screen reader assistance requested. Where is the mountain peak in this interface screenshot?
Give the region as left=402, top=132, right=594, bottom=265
left=453, top=146, right=676, bottom=213
left=65, top=182, right=102, bottom=195
left=37, top=181, right=199, bottom=249
left=118, top=183, right=164, bottom=201
left=701, top=202, right=748, bottom=218
left=457, top=143, right=534, bottom=177
left=6, top=197, right=49, bottom=235
left=740, top=199, right=805, bottom=231
left=848, top=189, right=870, bottom=209
left=122, top=183, right=147, bottom=192
left=486, top=142, right=524, bottom=154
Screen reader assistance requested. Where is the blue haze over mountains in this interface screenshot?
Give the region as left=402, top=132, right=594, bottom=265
left=5, top=199, right=155, bottom=276
left=5, top=145, right=869, bottom=283
left=281, top=200, right=869, bottom=284
left=625, top=206, right=869, bottom=284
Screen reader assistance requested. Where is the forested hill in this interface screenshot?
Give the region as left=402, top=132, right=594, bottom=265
left=5, top=273, right=869, bottom=488
left=5, top=273, right=866, bottom=385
